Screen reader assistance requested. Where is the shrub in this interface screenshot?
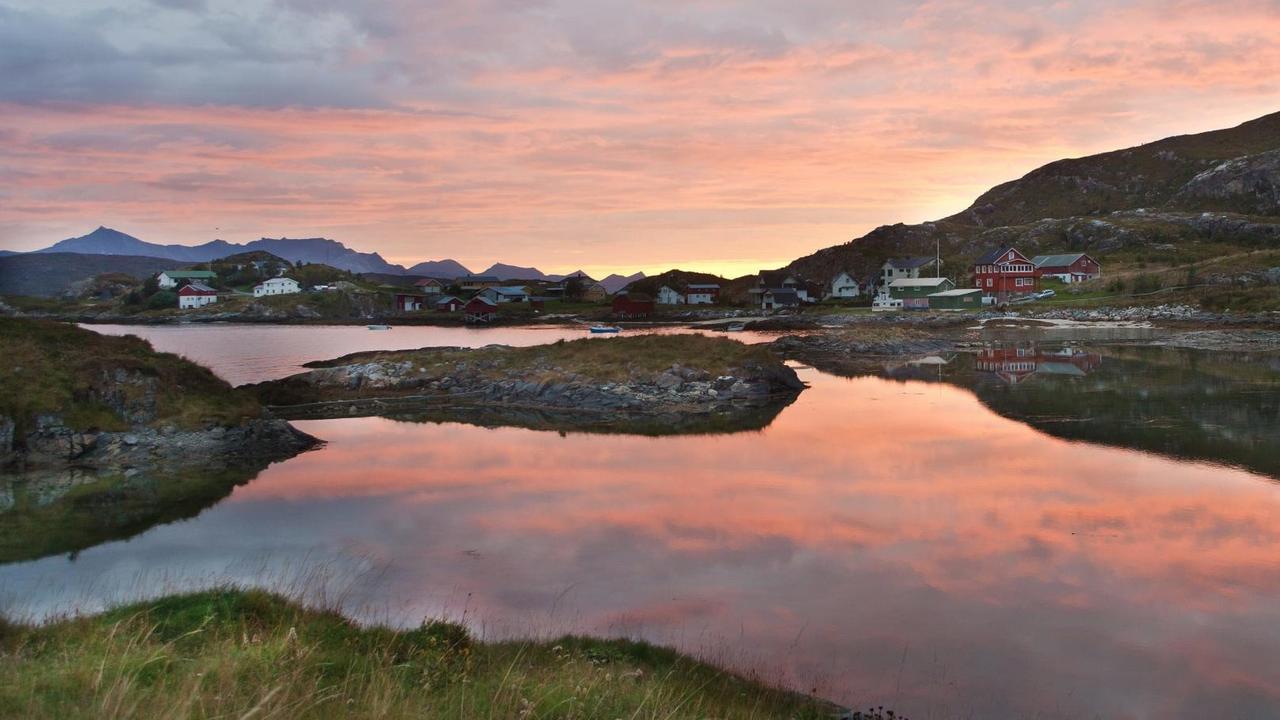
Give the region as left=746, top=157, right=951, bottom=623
left=147, top=290, right=178, bottom=309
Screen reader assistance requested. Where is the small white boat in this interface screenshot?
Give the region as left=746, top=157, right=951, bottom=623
left=726, top=323, right=746, bottom=332
left=367, top=324, right=392, bottom=330
left=588, top=326, right=620, bottom=334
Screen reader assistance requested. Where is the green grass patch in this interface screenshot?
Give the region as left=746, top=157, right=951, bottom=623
left=0, top=589, right=835, bottom=720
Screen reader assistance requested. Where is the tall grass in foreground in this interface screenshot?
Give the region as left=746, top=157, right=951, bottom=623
left=0, top=588, right=842, bottom=719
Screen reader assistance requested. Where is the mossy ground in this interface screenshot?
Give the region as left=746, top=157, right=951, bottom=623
left=0, top=589, right=835, bottom=720
left=0, top=318, right=261, bottom=434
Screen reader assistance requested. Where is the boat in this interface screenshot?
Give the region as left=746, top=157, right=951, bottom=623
left=367, top=324, right=392, bottom=330
left=588, top=326, right=621, bottom=334
left=726, top=323, right=746, bottom=332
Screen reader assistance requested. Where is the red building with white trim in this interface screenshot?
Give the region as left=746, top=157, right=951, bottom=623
left=972, top=247, right=1038, bottom=299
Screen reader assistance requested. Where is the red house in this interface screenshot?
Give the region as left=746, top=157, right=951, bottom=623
left=611, top=291, right=654, bottom=319
left=972, top=247, right=1038, bottom=299
left=464, top=296, right=498, bottom=323
left=394, top=293, right=428, bottom=312
left=1032, top=253, right=1101, bottom=283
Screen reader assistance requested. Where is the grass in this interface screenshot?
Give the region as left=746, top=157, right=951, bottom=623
left=0, top=589, right=836, bottom=720
left=0, top=318, right=261, bottom=436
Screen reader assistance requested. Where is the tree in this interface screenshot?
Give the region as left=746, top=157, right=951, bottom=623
left=563, top=276, right=584, bottom=301
left=143, top=275, right=159, bottom=296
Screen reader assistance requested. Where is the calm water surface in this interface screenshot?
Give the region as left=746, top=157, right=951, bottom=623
left=4, top=325, right=1280, bottom=719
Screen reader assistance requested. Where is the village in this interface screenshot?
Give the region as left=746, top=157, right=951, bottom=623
left=153, top=245, right=1100, bottom=323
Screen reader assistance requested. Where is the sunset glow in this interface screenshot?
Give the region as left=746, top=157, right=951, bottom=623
left=2, top=1, right=1279, bottom=275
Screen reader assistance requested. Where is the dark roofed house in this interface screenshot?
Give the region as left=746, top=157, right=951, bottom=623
left=1032, top=253, right=1101, bottom=283
left=458, top=274, right=501, bottom=291
left=761, top=288, right=800, bottom=310
left=177, top=282, right=218, bottom=309
left=612, top=291, right=654, bottom=319
left=464, top=296, right=498, bottom=323
left=973, top=247, right=1037, bottom=299
left=414, top=278, right=445, bottom=293
left=394, top=292, right=428, bottom=312
left=435, top=295, right=463, bottom=312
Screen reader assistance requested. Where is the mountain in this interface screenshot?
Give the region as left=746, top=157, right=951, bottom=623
left=782, top=111, right=1280, bottom=284
left=480, top=263, right=557, bottom=281
left=600, top=272, right=646, bottom=294
left=34, top=228, right=406, bottom=275
left=0, top=252, right=174, bottom=297
left=404, top=259, right=472, bottom=278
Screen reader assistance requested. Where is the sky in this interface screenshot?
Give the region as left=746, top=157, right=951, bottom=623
left=0, top=1, right=1277, bottom=277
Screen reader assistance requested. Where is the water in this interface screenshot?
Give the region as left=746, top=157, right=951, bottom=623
left=82, top=322, right=782, bottom=385
left=4, top=325, right=1280, bottom=719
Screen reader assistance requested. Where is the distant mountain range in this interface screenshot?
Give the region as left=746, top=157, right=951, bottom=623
left=24, top=227, right=646, bottom=286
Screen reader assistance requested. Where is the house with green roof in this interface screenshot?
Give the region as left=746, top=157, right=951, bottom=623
left=157, top=270, right=217, bottom=289
left=1031, top=253, right=1101, bottom=283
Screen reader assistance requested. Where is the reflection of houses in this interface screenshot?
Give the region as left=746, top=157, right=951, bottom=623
left=975, top=345, right=1102, bottom=384
left=1032, top=253, right=1101, bottom=283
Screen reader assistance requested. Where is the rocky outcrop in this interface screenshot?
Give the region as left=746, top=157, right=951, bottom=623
left=1174, top=149, right=1280, bottom=216
left=249, top=339, right=806, bottom=433
left=9, top=414, right=315, bottom=471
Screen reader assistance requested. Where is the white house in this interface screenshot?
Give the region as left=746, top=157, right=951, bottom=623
left=686, top=283, right=720, bottom=304
left=253, top=277, right=301, bottom=297
left=157, top=270, right=217, bottom=289
left=879, top=257, right=937, bottom=287
left=177, top=282, right=218, bottom=309
left=656, top=285, right=685, bottom=304
left=827, top=271, right=861, bottom=299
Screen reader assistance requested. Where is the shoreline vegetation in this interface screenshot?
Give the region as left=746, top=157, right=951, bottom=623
left=0, top=589, right=864, bottom=720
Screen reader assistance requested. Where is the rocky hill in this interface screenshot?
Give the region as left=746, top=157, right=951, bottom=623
left=783, top=111, right=1280, bottom=286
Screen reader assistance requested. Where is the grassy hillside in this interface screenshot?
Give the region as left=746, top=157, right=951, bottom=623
left=0, top=318, right=260, bottom=435
left=0, top=589, right=837, bottom=720
left=781, top=111, right=1280, bottom=307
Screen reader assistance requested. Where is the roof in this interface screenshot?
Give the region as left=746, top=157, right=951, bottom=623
left=927, top=288, right=983, bottom=297
left=459, top=274, right=499, bottom=282
left=259, top=277, right=297, bottom=284
left=494, top=286, right=529, bottom=295
left=886, top=257, right=935, bottom=270
left=889, top=277, right=952, bottom=288
left=686, top=283, right=720, bottom=290
left=1031, top=253, right=1090, bottom=267
left=179, top=282, right=217, bottom=294
left=758, top=270, right=796, bottom=286
left=466, top=296, right=498, bottom=307
left=435, top=295, right=461, bottom=304
left=974, top=247, right=1025, bottom=264
left=414, top=277, right=444, bottom=285
left=162, top=270, right=216, bottom=278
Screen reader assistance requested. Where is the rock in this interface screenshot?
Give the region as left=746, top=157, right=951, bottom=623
left=123, top=434, right=139, bottom=446
left=655, top=372, right=684, bottom=391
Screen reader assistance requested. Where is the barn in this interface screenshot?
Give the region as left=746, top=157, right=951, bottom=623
left=612, top=291, right=654, bottom=319
left=464, top=296, right=498, bottom=323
